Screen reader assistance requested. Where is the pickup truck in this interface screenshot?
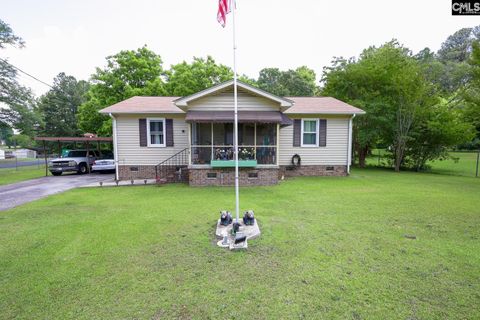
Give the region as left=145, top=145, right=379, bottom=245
left=48, top=150, right=100, bottom=176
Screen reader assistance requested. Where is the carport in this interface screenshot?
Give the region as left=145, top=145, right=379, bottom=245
left=34, top=136, right=113, bottom=176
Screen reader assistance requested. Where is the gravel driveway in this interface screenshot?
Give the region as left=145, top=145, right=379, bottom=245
left=0, top=173, right=114, bottom=211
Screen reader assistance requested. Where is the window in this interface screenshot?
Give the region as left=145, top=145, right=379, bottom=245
left=192, top=123, right=211, bottom=145
left=248, top=172, right=258, bottom=178
left=66, top=150, right=87, bottom=157
left=301, top=119, right=318, bottom=146
left=207, top=172, right=217, bottom=179
left=147, top=118, right=165, bottom=147
left=256, top=123, right=276, bottom=145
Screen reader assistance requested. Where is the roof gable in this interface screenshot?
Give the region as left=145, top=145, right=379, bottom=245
left=174, top=80, right=293, bottom=110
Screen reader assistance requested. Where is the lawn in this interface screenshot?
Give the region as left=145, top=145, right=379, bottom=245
left=429, top=152, right=479, bottom=177
left=0, top=166, right=46, bottom=186
left=0, top=169, right=479, bottom=319
left=367, top=150, right=479, bottom=177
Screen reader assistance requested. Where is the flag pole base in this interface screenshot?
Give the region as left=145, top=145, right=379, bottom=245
left=215, top=217, right=260, bottom=250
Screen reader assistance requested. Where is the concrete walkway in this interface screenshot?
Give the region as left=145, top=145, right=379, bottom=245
left=80, top=178, right=157, bottom=188
left=0, top=173, right=114, bottom=211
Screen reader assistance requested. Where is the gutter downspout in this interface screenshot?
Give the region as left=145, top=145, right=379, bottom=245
left=347, top=114, right=355, bottom=175
left=109, top=113, right=119, bottom=181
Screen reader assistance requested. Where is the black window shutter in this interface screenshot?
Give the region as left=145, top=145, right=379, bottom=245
left=139, top=119, right=147, bottom=147
left=319, top=119, right=327, bottom=147
left=293, top=119, right=301, bottom=147
left=166, top=119, right=174, bottom=147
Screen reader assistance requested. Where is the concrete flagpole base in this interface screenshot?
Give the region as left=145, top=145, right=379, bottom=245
left=216, top=219, right=260, bottom=250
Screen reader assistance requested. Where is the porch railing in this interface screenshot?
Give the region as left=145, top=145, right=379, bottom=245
left=155, top=148, right=189, bottom=183
left=191, top=145, right=276, bottom=165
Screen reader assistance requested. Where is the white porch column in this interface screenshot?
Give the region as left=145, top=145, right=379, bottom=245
left=276, top=123, right=280, bottom=166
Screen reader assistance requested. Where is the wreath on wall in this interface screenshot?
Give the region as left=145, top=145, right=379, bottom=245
left=291, top=154, right=301, bottom=166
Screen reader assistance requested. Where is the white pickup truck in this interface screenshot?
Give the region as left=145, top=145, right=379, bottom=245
left=48, top=150, right=100, bottom=176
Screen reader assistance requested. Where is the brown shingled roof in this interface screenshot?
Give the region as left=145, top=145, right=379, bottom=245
left=99, top=96, right=183, bottom=114
left=285, top=97, right=365, bottom=115
left=99, top=95, right=364, bottom=115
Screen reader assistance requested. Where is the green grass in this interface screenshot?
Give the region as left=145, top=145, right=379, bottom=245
left=367, top=150, right=479, bottom=177
left=1, top=169, right=479, bottom=319
left=0, top=166, right=46, bottom=186
left=429, top=152, right=479, bottom=177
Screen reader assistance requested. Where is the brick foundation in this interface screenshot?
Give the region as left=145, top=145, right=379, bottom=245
left=118, top=164, right=347, bottom=185
left=279, top=165, right=347, bottom=178
left=119, top=165, right=157, bottom=180
left=119, top=165, right=189, bottom=183
left=189, top=167, right=279, bottom=186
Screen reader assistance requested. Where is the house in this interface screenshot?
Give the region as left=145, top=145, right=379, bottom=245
left=13, top=148, right=37, bottom=159
left=99, top=80, right=365, bottom=186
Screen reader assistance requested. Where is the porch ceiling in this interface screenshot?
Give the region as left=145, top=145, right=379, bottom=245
left=185, top=110, right=292, bottom=124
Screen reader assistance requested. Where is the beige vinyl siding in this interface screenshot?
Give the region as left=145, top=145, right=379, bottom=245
left=279, top=117, right=350, bottom=165
left=115, top=114, right=189, bottom=165
left=188, top=89, right=280, bottom=111
left=115, top=114, right=351, bottom=166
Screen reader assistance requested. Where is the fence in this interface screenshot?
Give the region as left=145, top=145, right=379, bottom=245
left=0, top=155, right=54, bottom=171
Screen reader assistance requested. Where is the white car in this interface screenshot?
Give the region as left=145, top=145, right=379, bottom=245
left=92, top=159, right=115, bottom=173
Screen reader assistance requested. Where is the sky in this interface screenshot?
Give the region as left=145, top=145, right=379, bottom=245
left=2, top=0, right=479, bottom=96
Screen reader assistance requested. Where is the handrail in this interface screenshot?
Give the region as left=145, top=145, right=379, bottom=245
left=155, top=148, right=189, bottom=167
left=155, top=148, right=190, bottom=183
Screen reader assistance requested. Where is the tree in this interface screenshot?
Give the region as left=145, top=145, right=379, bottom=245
left=10, top=134, right=32, bottom=148
left=0, top=121, right=14, bottom=147
left=0, top=92, right=42, bottom=137
left=388, top=52, right=437, bottom=172
left=415, top=47, right=470, bottom=94
left=404, top=100, right=474, bottom=170
left=437, top=26, right=480, bottom=63
left=257, top=66, right=319, bottom=96
left=0, top=19, right=24, bottom=48
left=462, top=40, right=480, bottom=141
left=238, top=74, right=257, bottom=86
left=412, top=26, right=480, bottom=96
left=164, top=56, right=232, bottom=96
left=78, top=46, right=166, bottom=135
left=322, top=41, right=437, bottom=171
left=0, top=19, right=41, bottom=137
left=37, top=73, right=89, bottom=137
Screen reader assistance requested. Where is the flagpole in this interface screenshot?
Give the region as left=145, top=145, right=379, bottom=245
left=231, top=0, right=240, bottom=224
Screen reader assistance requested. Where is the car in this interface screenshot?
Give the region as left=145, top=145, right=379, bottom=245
left=48, top=150, right=99, bottom=176
left=92, top=158, right=115, bottom=173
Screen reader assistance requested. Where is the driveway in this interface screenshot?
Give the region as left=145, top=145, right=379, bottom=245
left=0, top=173, right=114, bottom=211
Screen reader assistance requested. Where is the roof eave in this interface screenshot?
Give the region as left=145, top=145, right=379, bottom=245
left=284, top=111, right=366, bottom=115
left=99, top=110, right=185, bottom=115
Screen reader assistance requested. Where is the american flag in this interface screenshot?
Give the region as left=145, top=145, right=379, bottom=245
left=217, top=0, right=230, bottom=27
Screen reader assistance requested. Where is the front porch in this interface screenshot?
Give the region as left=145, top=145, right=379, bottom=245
left=189, top=122, right=279, bottom=167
